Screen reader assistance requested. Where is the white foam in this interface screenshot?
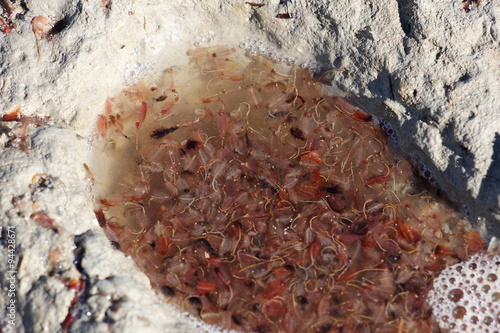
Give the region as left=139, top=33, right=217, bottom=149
left=240, top=36, right=321, bottom=71
left=428, top=252, right=500, bottom=333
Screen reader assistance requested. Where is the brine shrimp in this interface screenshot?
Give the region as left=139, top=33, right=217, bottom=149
left=91, top=45, right=486, bottom=333
left=1, top=109, right=48, bottom=153
left=32, top=16, right=53, bottom=63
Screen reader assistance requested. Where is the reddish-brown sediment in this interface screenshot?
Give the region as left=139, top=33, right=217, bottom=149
left=91, top=46, right=485, bottom=332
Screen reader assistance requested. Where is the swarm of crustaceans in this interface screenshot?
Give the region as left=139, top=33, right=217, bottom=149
left=91, top=46, right=486, bottom=332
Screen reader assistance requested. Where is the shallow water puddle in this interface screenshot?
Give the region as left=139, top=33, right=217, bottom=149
left=89, top=46, right=485, bottom=332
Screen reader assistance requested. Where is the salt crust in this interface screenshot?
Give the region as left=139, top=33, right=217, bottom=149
left=0, top=0, right=499, bottom=332
left=429, top=251, right=500, bottom=333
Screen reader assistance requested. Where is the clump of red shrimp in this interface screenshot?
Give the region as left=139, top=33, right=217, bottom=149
left=1, top=109, right=47, bottom=153
left=91, top=46, right=485, bottom=332
left=0, top=1, right=15, bottom=34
